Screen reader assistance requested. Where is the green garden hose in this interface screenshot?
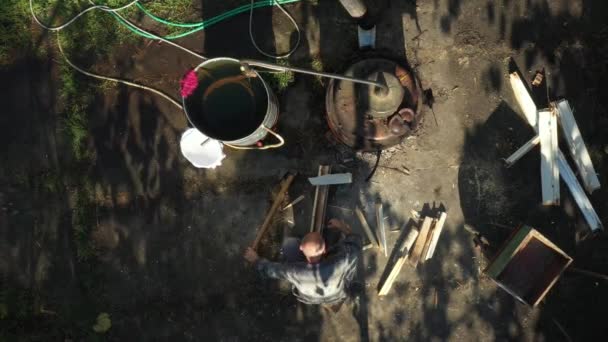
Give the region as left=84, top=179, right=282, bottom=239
left=114, top=0, right=302, bottom=40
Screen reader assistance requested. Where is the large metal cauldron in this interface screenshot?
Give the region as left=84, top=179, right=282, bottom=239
left=182, top=58, right=279, bottom=147
left=326, top=57, right=422, bottom=151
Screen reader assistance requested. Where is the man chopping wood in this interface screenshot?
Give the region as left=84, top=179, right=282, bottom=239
left=244, top=219, right=362, bottom=306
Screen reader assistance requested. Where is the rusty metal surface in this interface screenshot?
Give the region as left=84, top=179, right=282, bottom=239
left=326, top=58, right=422, bottom=151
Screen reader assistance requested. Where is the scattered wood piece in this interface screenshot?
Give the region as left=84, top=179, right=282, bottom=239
left=425, top=212, right=448, bottom=260
left=420, top=219, right=436, bottom=262
left=532, top=71, right=544, bottom=86
left=556, top=151, right=603, bottom=231
left=409, top=217, right=434, bottom=267
left=552, top=317, right=573, bottom=342
left=567, top=266, right=608, bottom=282
left=309, top=173, right=352, bottom=186
left=281, top=194, right=305, bottom=211
left=252, top=173, right=296, bottom=250
left=554, top=99, right=601, bottom=193
left=484, top=225, right=573, bottom=306
left=510, top=72, right=538, bottom=129
left=327, top=205, right=353, bottom=212
left=355, top=206, right=380, bottom=248
left=378, top=228, right=419, bottom=296
left=505, top=135, right=540, bottom=167
left=310, top=165, right=331, bottom=233
left=376, top=203, right=388, bottom=257
left=363, top=243, right=374, bottom=251
left=539, top=109, right=560, bottom=205
left=410, top=210, right=420, bottom=220
left=511, top=66, right=602, bottom=231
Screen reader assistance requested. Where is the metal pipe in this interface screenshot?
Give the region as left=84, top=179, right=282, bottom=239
left=240, top=59, right=388, bottom=90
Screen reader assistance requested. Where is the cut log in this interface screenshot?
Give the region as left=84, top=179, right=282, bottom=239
left=378, top=228, right=419, bottom=296
left=505, top=135, right=540, bottom=168
left=355, top=206, right=380, bottom=248
left=425, top=212, right=447, bottom=260
left=409, top=217, right=434, bottom=267
left=539, top=110, right=560, bottom=205
left=554, top=99, right=601, bottom=193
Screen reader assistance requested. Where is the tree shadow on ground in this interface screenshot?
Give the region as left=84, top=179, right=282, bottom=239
left=435, top=0, right=608, bottom=339
left=5, top=0, right=608, bottom=340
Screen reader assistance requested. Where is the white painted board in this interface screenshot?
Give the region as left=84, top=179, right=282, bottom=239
left=309, top=173, right=352, bottom=186
left=510, top=73, right=601, bottom=230
left=555, top=99, right=601, bottom=193
left=557, top=151, right=603, bottom=231
left=505, top=135, right=540, bottom=167
left=510, top=72, right=538, bottom=130
left=539, top=110, right=560, bottom=205
left=425, top=212, right=448, bottom=260
left=376, top=203, right=388, bottom=258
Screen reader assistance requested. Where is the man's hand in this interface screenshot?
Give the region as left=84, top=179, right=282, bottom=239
left=244, top=247, right=260, bottom=264
left=328, top=218, right=352, bottom=235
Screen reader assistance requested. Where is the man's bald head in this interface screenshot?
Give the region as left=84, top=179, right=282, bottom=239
left=299, top=232, right=326, bottom=263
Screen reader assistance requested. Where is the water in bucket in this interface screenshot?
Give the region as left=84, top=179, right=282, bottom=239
left=183, top=58, right=272, bottom=144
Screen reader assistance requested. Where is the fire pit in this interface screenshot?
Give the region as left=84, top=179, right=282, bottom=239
left=326, top=58, right=422, bottom=151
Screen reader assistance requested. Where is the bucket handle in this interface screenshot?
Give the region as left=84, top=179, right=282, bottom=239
left=224, top=126, right=285, bottom=150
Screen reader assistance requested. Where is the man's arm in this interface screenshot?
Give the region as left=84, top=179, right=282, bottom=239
left=244, top=247, right=296, bottom=281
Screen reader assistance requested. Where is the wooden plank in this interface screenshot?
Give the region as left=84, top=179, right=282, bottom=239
left=420, top=219, right=436, bottom=262
left=488, top=227, right=573, bottom=307
left=408, top=217, right=433, bottom=267
left=309, top=167, right=322, bottom=232
left=549, top=111, right=560, bottom=204
left=378, top=228, right=419, bottom=296
left=281, top=194, right=305, bottom=211
left=309, top=173, right=352, bottom=186
left=510, top=72, right=538, bottom=130
left=310, top=165, right=331, bottom=232
left=252, top=173, right=296, bottom=250
left=313, top=183, right=329, bottom=233
left=376, top=203, right=388, bottom=257
left=485, top=225, right=533, bottom=278
left=556, top=151, right=603, bottom=231
left=355, top=207, right=380, bottom=248
left=539, top=110, right=560, bottom=205
left=527, top=230, right=573, bottom=306
left=424, top=212, right=448, bottom=260
left=505, top=135, right=540, bottom=168
left=510, top=69, right=601, bottom=230
left=554, top=99, right=601, bottom=193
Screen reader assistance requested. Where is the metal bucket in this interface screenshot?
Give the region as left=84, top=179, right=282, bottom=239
left=182, top=58, right=279, bottom=147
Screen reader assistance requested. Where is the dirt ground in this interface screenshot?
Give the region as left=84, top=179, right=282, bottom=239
left=2, top=0, right=608, bottom=340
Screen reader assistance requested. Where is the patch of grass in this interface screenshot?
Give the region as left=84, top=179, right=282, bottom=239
left=141, top=0, right=197, bottom=20
left=0, top=279, right=36, bottom=321
left=37, top=170, right=63, bottom=194
left=266, top=60, right=295, bottom=93
left=72, top=178, right=97, bottom=262
left=0, top=0, right=33, bottom=65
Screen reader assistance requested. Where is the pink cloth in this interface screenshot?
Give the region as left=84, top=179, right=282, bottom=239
left=180, top=70, right=199, bottom=98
